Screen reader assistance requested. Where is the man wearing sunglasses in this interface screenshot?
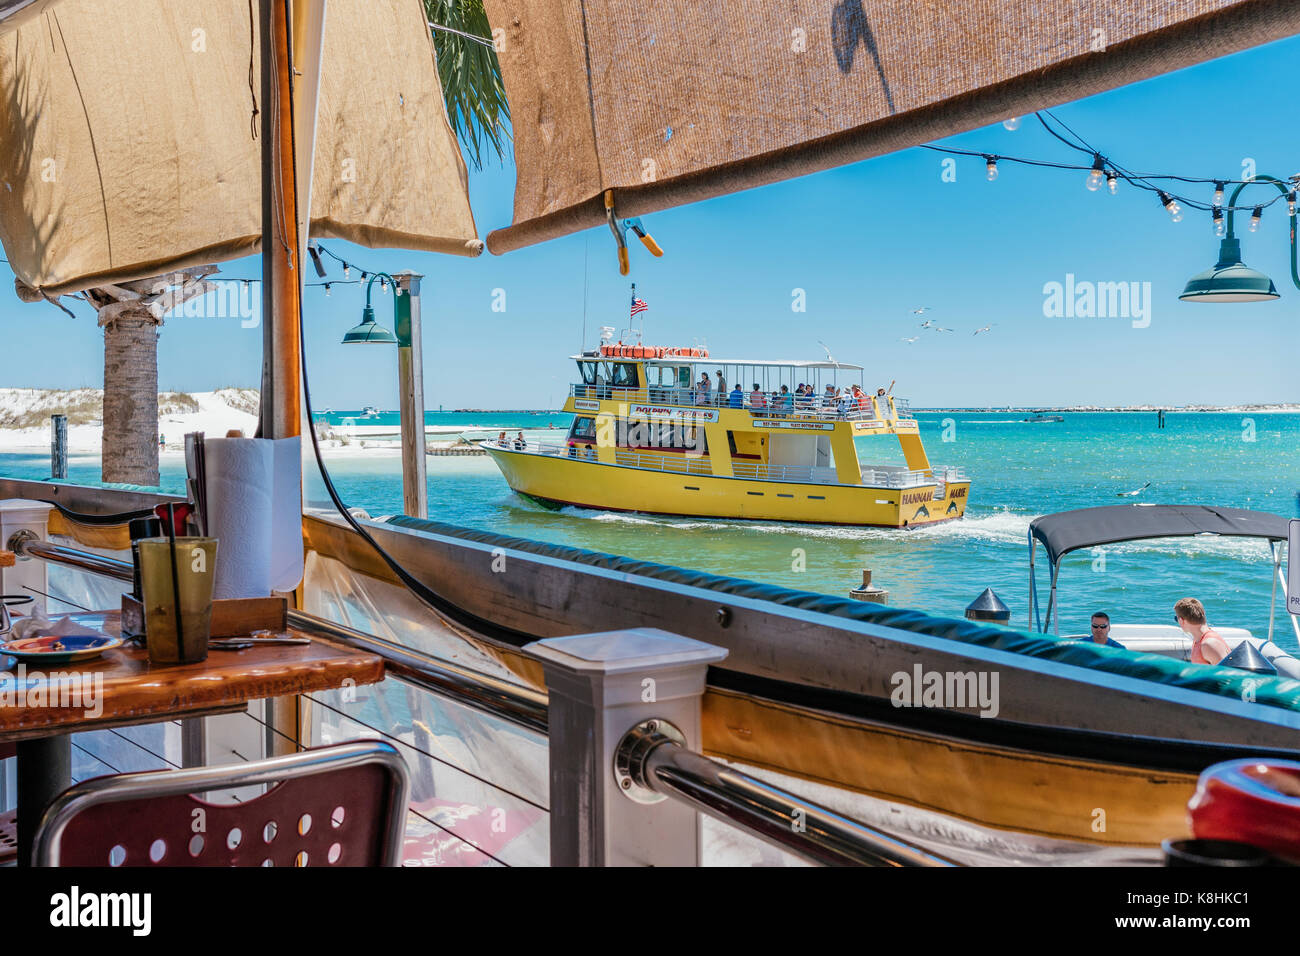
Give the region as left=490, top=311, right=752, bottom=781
left=1085, top=612, right=1124, bottom=648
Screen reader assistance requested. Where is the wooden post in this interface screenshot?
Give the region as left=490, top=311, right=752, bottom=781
left=50, top=414, right=67, bottom=480
left=258, top=0, right=303, bottom=442
left=394, top=272, right=428, bottom=518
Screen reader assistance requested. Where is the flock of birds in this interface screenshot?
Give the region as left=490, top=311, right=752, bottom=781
left=896, top=308, right=994, bottom=344
left=822, top=312, right=1153, bottom=501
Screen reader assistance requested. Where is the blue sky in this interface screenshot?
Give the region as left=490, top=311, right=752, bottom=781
left=3, top=34, right=1299, bottom=410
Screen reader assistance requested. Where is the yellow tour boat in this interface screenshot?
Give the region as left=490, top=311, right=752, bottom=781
left=483, top=342, right=970, bottom=527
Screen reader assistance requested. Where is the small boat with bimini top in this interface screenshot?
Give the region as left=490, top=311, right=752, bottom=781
left=482, top=333, right=971, bottom=527
left=1028, top=503, right=1300, bottom=677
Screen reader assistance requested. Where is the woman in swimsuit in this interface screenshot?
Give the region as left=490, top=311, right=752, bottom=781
left=1174, top=597, right=1229, bottom=665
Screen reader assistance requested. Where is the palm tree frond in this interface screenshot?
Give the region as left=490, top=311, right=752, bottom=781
left=424, top=0, right=511, bottom=169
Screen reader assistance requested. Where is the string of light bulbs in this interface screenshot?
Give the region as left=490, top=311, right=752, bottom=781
left=310, top=242, right=405, bottom=296
left=197, top=274, right=368, bottom=298
left=921, top=109, right=1297, bottom=236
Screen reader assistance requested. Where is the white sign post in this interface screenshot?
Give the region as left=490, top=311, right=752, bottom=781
left=1289, top=519, right=1300, bottom=617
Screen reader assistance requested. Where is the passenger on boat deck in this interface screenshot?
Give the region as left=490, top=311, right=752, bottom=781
left=824, top=385, right=837, bottom=408
left=513, top=431, right=527, bottom=450
left=1082, top=611, right=1124, bottom=648
left=728, top=384, right=744, bottom=408
left=497, top=431, right=509, bottom=447
left=778, top=385, right=793, bottom=414
left=851, top=384, right=870, bottom=409
left=584, top=443, right=595, bottom=460
left=750, top=384, right=766, bottom=410
left=696, top=373, right=712, bottom=405
left=1175, top=597, right=1230, bottom=665
left=716, top=371, right=726, bottom=405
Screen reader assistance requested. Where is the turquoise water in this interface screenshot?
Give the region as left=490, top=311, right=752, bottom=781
left=5, top=410, right=1298, bottom=650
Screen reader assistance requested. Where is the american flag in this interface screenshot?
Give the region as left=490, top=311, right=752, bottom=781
left=630, top=297, right=648, bottom=318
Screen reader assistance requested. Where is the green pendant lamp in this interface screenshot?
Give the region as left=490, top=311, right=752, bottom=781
left=1179, top=237, right=1279, bottom=303
left=342, top=270, right=400, bottom=344
left=341, top=305, right=398, bottom=344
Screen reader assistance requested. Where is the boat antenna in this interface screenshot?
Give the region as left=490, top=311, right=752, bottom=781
left=581, top=234, right=590, bottom=350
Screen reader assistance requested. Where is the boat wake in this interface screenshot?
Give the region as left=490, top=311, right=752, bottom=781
left=552, top=505, right=1280, bottom=562
left=556, top=505, right=1033, bottom=543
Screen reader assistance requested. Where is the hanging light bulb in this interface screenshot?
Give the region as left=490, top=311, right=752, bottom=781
left=1085, top=155, right=1105, bottom=192
left=342, top=263, right=351, bottom=279
left=1249, top=206, right=1262, bottom=232
left=1288, top=191, right=1296, bottom=217
left=1106, top=170, right=1118, bottom=195
left=1212, top=208, right=1225, bottom=238
left=984, top=156, right=998, bottom=182
left=1002, top=117, right=1020, bottom=131
left=1212, top=181, right=1224, bottom=208
left=325, top=283, right=332, bottom=296
left=1158, top=191, right=1182, bottom=223
left=379, top=277, right=388, bottom=293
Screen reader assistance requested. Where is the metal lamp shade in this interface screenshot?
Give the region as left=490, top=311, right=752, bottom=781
left=1179, top=238, right=1280, bottom=303
left=341, top=307, right=398, bottom=344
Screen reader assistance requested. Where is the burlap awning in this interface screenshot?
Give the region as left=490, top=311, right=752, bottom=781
left=484, top=0, right=1300, bottom=253
left=0, top=0, right=481, bottom=296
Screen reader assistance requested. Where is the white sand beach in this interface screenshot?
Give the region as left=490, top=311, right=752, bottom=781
left=0, top=388, right=259, bottom=453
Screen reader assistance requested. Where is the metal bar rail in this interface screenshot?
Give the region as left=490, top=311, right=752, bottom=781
left=626, top=728, right=952, bottom=867
left=9, top=536, right=136, bottom=583
left=17, top=536, right=952, bottom=867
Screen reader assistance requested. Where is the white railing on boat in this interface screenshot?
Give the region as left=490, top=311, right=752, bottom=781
left=730, top=462, right=840, bottom=484
left=859, top=465, right=967, bottom=488
left=613, top=449, right=715, bottom=476
left=569, top=384, right=913, bottom=421
left=489, top=441, right=965, bottom=488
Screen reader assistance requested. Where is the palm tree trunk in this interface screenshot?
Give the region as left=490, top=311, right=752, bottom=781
left=101, top=307, right=160, bottom=486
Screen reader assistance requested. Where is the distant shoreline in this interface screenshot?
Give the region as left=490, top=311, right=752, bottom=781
left=353, top=405, right=1300, bottom=415
left=914, top=405, right=1300, bottom=413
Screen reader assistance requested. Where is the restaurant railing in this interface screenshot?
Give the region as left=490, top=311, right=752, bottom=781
left=16, top=535, right=952, bottom=867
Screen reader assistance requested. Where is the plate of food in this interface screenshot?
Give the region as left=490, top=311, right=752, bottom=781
left=1, top=633, right=123, bottom=665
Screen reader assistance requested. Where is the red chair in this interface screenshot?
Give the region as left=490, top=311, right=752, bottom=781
left=32, top=740, right=409, bottom=867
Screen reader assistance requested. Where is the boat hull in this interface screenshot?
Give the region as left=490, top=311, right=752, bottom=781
left=484, top=446, right=970, bottom=528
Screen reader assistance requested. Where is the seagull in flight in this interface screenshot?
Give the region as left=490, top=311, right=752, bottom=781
left=817, top=340, right=840, bottom=366
left=910, top=307, right=932, bottom=315
left=931, top=325, right=954, bottom=333
left=899, top=335, right=920, bottom=344
left=973, top=325, right=995, bottom=336
left=1117, top=481, right=1151, bottom=498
